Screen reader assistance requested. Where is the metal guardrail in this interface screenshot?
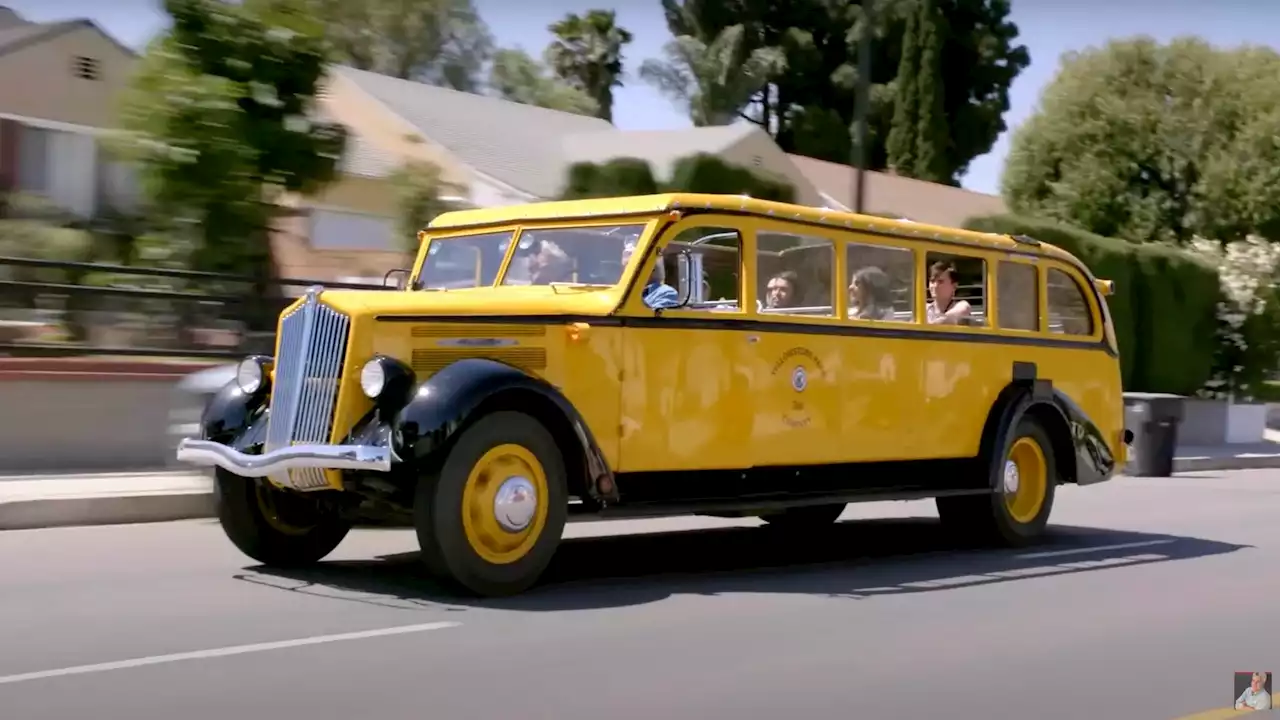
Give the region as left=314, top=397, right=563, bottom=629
left=0, top=256, right=391, bottom=359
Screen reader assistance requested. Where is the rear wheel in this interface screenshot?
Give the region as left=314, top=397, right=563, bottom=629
left=760, top=503, right=846, bottom=529
left=937, top=415, right=1057, bottom=547
left=415, top=411, right=568, bottom=597
left=214, top=469, right=352, bottom=566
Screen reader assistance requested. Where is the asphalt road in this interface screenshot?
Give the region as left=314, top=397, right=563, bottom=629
left=0, top=470, right=1276, bottom=720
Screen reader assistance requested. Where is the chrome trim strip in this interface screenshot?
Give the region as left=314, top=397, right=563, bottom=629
left=176, top=438, right=391, bottom=480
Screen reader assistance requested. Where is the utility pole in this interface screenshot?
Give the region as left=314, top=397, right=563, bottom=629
left=852, top=0, right=874, bottom=214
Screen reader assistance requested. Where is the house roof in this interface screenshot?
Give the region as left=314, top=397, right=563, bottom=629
left=788, top=154, right=1007, bottom=228
left=0, top=17, right=136, bottom=60
left=333, top=65, right=614, bottom=199
left=310, top=103, right=399, bottom=179
left=562, top=124, right=757, bottom=181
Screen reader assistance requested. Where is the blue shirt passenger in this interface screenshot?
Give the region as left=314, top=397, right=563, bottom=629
left=643, top=281, right=680, bottom=309
left=623, top=239, right=680, bottom=310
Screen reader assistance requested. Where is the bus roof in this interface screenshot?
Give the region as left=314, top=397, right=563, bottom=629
left=427, top=193, right=1072, bottom=261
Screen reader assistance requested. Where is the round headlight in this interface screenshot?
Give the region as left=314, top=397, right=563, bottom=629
left=360, top=359, right=387, bottom=399
left=236, top=357, right=265, bottom=394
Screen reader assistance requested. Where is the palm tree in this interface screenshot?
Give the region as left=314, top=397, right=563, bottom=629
left=639, top=24, right=784, bottom=127
left=545, top=10, right=634, bottom=123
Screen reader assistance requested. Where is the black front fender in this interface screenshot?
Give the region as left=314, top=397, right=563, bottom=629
left=200, top=379, right=268, bottom=449
left=394, top=359, right=617, bottom=503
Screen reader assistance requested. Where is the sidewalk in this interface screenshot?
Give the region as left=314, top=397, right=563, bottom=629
left=3, top=438, right=1280, bottom=531
left=0, top=472, right=213, bottom=531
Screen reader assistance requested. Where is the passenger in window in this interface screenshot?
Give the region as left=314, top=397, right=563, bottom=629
left=528, top=240, right=573, bottom=284
left=848, top=266, right=894, bottom=321
left=926, top=261, right=972, bottom=325
left=764, top=271, right=799, bottom=309
left=623, top=240, right=679, bottom=309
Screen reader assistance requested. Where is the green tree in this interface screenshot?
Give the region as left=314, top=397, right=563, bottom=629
left=390, top=160, right=468, bottom=255
left=638, top=24, right=784, bottom=126
left=655, top=0, right=1028, bottom=185
left=1001, top=36, right=1280, bottom=245
left=884, top=4, right=919, bottom=175
left=117, top=0, right=346, bottom=288
left=488, top=48, right=599, bottom=116
left=294, top=0, right=494, bottom=92
left=545, top=10, right=633, bottom=123
left=886, top=0, right=951, bottom=182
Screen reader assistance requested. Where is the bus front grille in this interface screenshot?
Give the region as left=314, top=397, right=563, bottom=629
left=263, top=289, right=350, bottom=491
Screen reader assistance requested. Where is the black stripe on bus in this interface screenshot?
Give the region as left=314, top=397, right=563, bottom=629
left=375, top=313, right=1117, bottom=357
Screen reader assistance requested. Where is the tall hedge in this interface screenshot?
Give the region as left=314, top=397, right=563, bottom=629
left=964, top=213, right=1222, bottom=395
left=561, top=157, right=660, bottom=199
left=560, top=153, right=795, bottom=202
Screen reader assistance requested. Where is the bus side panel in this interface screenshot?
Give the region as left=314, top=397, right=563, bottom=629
left=748, top=333, right=1123, bottom=467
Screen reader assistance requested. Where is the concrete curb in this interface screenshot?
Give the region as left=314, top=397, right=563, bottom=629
left=1173, top=455, right=1280, bottom=473
left=0, top=490, right=215, bottom=531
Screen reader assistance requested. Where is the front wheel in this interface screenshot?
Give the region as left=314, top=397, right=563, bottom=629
left=214, top=469, right=352, bottom=566
left=936, top=415, right=1057, bottom=547
left=415, top=411, right=568, bottom=597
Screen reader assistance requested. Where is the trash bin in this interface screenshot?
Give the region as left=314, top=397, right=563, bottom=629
left=1122, top=393, right=1185, bottom=477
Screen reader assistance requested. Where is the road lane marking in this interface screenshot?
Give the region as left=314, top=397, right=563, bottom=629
left=0, top=621, right=461, bottom=686
left=1016, top=539, right=1176, bottom=559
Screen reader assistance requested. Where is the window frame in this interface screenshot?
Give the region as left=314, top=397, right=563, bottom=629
left=919, top=248, right=993, bottom=332
left=1043, top=261, right=1104, bottom=342
left=843, top=237, right=920, bottom=325
left=993, top=257, right=1042, bottom=334
left=755, top=226, right=841, bottom=320
left=618, top=215, right=749, bottom=317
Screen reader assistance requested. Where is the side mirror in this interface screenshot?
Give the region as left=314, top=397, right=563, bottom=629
left=668, top=248, right=695, bottom=308
left=383, top=268, right=410, bottom=290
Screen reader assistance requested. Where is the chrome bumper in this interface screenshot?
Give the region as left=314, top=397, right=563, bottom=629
left=175, top=438, right=392, bottom=478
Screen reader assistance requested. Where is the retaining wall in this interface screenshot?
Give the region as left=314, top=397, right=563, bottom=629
left=0, top=359, right=218, bottom=474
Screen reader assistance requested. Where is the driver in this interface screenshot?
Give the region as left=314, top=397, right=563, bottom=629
left=622, top=239, right=679, bottom=309
left=528, top=240, right=573, bottom=284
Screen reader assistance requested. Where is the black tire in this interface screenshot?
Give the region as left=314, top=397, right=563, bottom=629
left=936, top=415, right=1057, bottom=547
left=214, top=469, right=352, bottom=566
left=414, top=411, right=568, bottom=597
left=760, top=503, right=846, bottom=528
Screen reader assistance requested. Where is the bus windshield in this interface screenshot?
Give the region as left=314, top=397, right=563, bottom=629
left=502, top=224, right=647, bottom=287
left=415, top=224, right=649, bottom=290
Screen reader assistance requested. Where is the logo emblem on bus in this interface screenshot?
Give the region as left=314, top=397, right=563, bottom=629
left=791, top=366, right=807, bottom=392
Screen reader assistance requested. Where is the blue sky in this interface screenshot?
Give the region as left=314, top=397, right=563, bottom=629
left=7, top=0, right=1277, bottom=195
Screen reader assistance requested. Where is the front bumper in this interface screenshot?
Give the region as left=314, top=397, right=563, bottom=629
left=176, top=438, right=392, bottom=478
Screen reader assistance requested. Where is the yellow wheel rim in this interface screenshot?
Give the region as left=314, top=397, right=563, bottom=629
left=461, top=443, right=549, bottom=565
left=255, top=483, right=311, bottom=536
left=1003, top=436, right=1048, bottom=524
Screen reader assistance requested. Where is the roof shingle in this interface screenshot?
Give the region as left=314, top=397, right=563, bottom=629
left=333, top=65, right=614, bottom=198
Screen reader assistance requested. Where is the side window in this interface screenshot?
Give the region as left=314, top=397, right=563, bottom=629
left=1047, top=267, right=1095, bottom=335
left=757, top=231, right=835, bottom=317
left=657, top=225, right=741, bottom=311
left=996, top=261, right=1039, bottom=331
left=846, top=241, right=915, bottom=323
left=925, top=252, right=988, bottom=327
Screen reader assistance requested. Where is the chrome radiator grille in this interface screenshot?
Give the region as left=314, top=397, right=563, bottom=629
left=263, top=289, right=350, bottom=491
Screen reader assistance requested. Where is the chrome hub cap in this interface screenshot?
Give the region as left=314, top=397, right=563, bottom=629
left=493, top=476, right=538, bottom=532
left=1003, top=459, right=1020, bottom=495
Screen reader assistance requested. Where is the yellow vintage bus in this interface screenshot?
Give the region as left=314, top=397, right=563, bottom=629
left=177, top=193, right=1130, bottom=597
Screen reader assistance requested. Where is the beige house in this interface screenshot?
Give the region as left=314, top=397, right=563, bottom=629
left=0, top=7, right=141, bottom=216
